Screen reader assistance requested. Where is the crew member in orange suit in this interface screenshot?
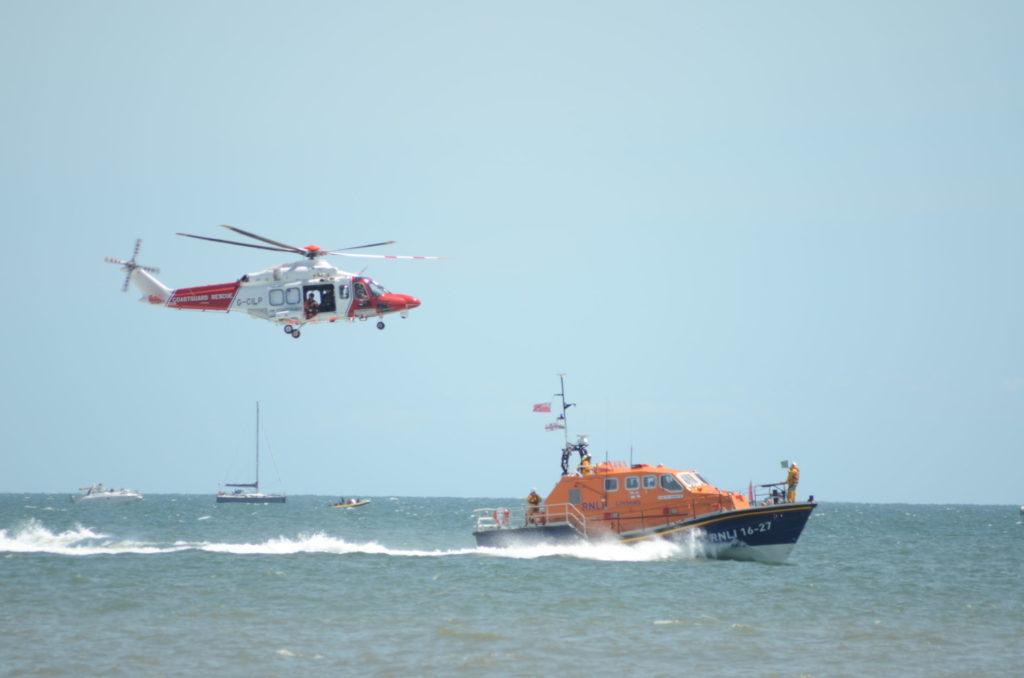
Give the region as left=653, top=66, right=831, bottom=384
left=304, top=292, right=319, bottom=319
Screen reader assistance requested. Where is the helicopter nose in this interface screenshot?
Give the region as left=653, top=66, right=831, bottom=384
left=379, top=293, right=421, bottom=312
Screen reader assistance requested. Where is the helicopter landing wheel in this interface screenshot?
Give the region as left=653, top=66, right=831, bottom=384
left=291, top=329, right=301, bottom=339
left=376, top=321, right=385, bottom=330
left=284, top=324, right=294, bottom=335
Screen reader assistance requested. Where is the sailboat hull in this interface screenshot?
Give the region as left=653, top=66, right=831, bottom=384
left=216, top=493, right=286, bottom=504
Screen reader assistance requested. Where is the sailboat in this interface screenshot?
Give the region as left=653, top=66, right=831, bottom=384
left=216, top=402, right=286, bottom=504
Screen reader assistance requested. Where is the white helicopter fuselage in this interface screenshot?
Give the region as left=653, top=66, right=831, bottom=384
left=131, top=257, right=421, bottom=330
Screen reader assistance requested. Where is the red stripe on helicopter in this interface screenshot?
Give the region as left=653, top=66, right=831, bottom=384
left=166, top=282, right=241, bottom=311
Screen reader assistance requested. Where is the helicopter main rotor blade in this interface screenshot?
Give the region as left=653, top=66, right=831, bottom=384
left=177, top=232, right=298, bottom=254
left=220, top=225, right=306, bottom=255
left=328, top=252, right=446, bottom=260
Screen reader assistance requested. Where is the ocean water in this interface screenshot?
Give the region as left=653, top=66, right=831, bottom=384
left=1, top=495, right=1021, bottom=678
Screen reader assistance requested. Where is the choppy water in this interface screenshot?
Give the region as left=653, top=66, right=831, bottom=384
left=1, top=495, right=1021, bottom=677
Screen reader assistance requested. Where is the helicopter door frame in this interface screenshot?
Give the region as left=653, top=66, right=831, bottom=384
left=352, top=278, right=375, bottom=315
left=302, top=283, right=337, bottom=316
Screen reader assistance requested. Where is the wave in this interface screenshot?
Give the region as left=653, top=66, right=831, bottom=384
left=0, top=519, right=187, bottom=556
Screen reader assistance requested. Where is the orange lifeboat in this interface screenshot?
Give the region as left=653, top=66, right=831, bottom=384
left=472, top=379, right=816, bottom=563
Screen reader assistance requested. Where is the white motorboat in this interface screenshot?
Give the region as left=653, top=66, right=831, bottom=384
left=72, top=484, right=143, bottom=503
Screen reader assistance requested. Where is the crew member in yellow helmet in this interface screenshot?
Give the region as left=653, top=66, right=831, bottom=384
left=526, top=489, right=542, bottom=524
left=786, top=462, right=800, bottom=503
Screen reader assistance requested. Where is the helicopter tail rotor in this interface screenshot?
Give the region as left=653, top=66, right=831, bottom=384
left=105, top=239, right=161, bottom=292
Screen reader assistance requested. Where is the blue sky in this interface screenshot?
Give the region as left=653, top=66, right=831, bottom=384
left=1, top=1, right=1021, bottom=504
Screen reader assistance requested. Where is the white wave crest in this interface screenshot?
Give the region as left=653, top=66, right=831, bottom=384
left=0, top=519, right=185, bottom=556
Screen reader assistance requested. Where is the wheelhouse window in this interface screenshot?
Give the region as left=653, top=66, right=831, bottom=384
left=677, top=472, right=705, bottom=488
left=643, top=475, right=657, bottom=489
left=625, top=476, right=640, bottom=491
left=604, top=478, right=619, bottom=492
left=660, top=474, right=684, bottom=492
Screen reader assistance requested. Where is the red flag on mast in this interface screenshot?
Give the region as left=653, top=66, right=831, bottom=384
left=748, top=481, right=754, bottom=502
left=533, top=403, right=551, bottom=412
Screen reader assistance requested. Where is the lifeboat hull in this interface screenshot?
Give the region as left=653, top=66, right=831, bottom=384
left=474, top=502, right=816, bottom=564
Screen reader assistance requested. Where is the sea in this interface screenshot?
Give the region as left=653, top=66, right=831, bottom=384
left=1, top=495, right=1021, bottom=678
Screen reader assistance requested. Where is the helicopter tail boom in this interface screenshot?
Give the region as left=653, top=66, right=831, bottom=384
left=131, top=267, right=173, bottom=304
left=165, top=281, right=241, bottom=311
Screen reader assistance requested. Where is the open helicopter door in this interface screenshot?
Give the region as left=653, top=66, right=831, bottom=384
left=301, top=283, right=337, bottom=319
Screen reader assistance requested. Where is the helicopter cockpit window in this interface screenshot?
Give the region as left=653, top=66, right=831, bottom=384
left=367, top=280, right=389, bottom=297
left=354, top=281, right=370, bottom=307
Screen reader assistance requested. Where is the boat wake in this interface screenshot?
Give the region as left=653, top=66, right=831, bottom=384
left=1, top=521, right=706, bottom=562
left=198, top=533, right=478, bottom=557
left=475, top=531, right=709, bottom=562
left=0, top=521, right=477, bottom=558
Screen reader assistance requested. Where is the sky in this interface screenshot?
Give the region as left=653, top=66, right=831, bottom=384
left=1, top=1, right=1021, bottom=504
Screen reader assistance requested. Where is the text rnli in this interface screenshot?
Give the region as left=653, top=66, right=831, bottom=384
left=167, top=282, right=241, bottom=311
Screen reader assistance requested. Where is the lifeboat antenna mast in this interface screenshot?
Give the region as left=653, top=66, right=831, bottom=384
left=556, top=374, right=589, bottom=475
left=555, top=373, right=573, bottom=446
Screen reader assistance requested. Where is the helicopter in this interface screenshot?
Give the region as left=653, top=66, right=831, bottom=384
left=106, top=225, right=442, bottom=338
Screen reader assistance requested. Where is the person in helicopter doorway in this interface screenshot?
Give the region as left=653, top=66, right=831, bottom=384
left=526, top=488, right=543, bottom=525
left=786, top=462, right=800, bottom=503
left=304, top=292, right=319, bottom=319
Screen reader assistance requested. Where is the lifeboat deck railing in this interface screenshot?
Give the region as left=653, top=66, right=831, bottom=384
left=473, top=503, right=589, bottom=537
